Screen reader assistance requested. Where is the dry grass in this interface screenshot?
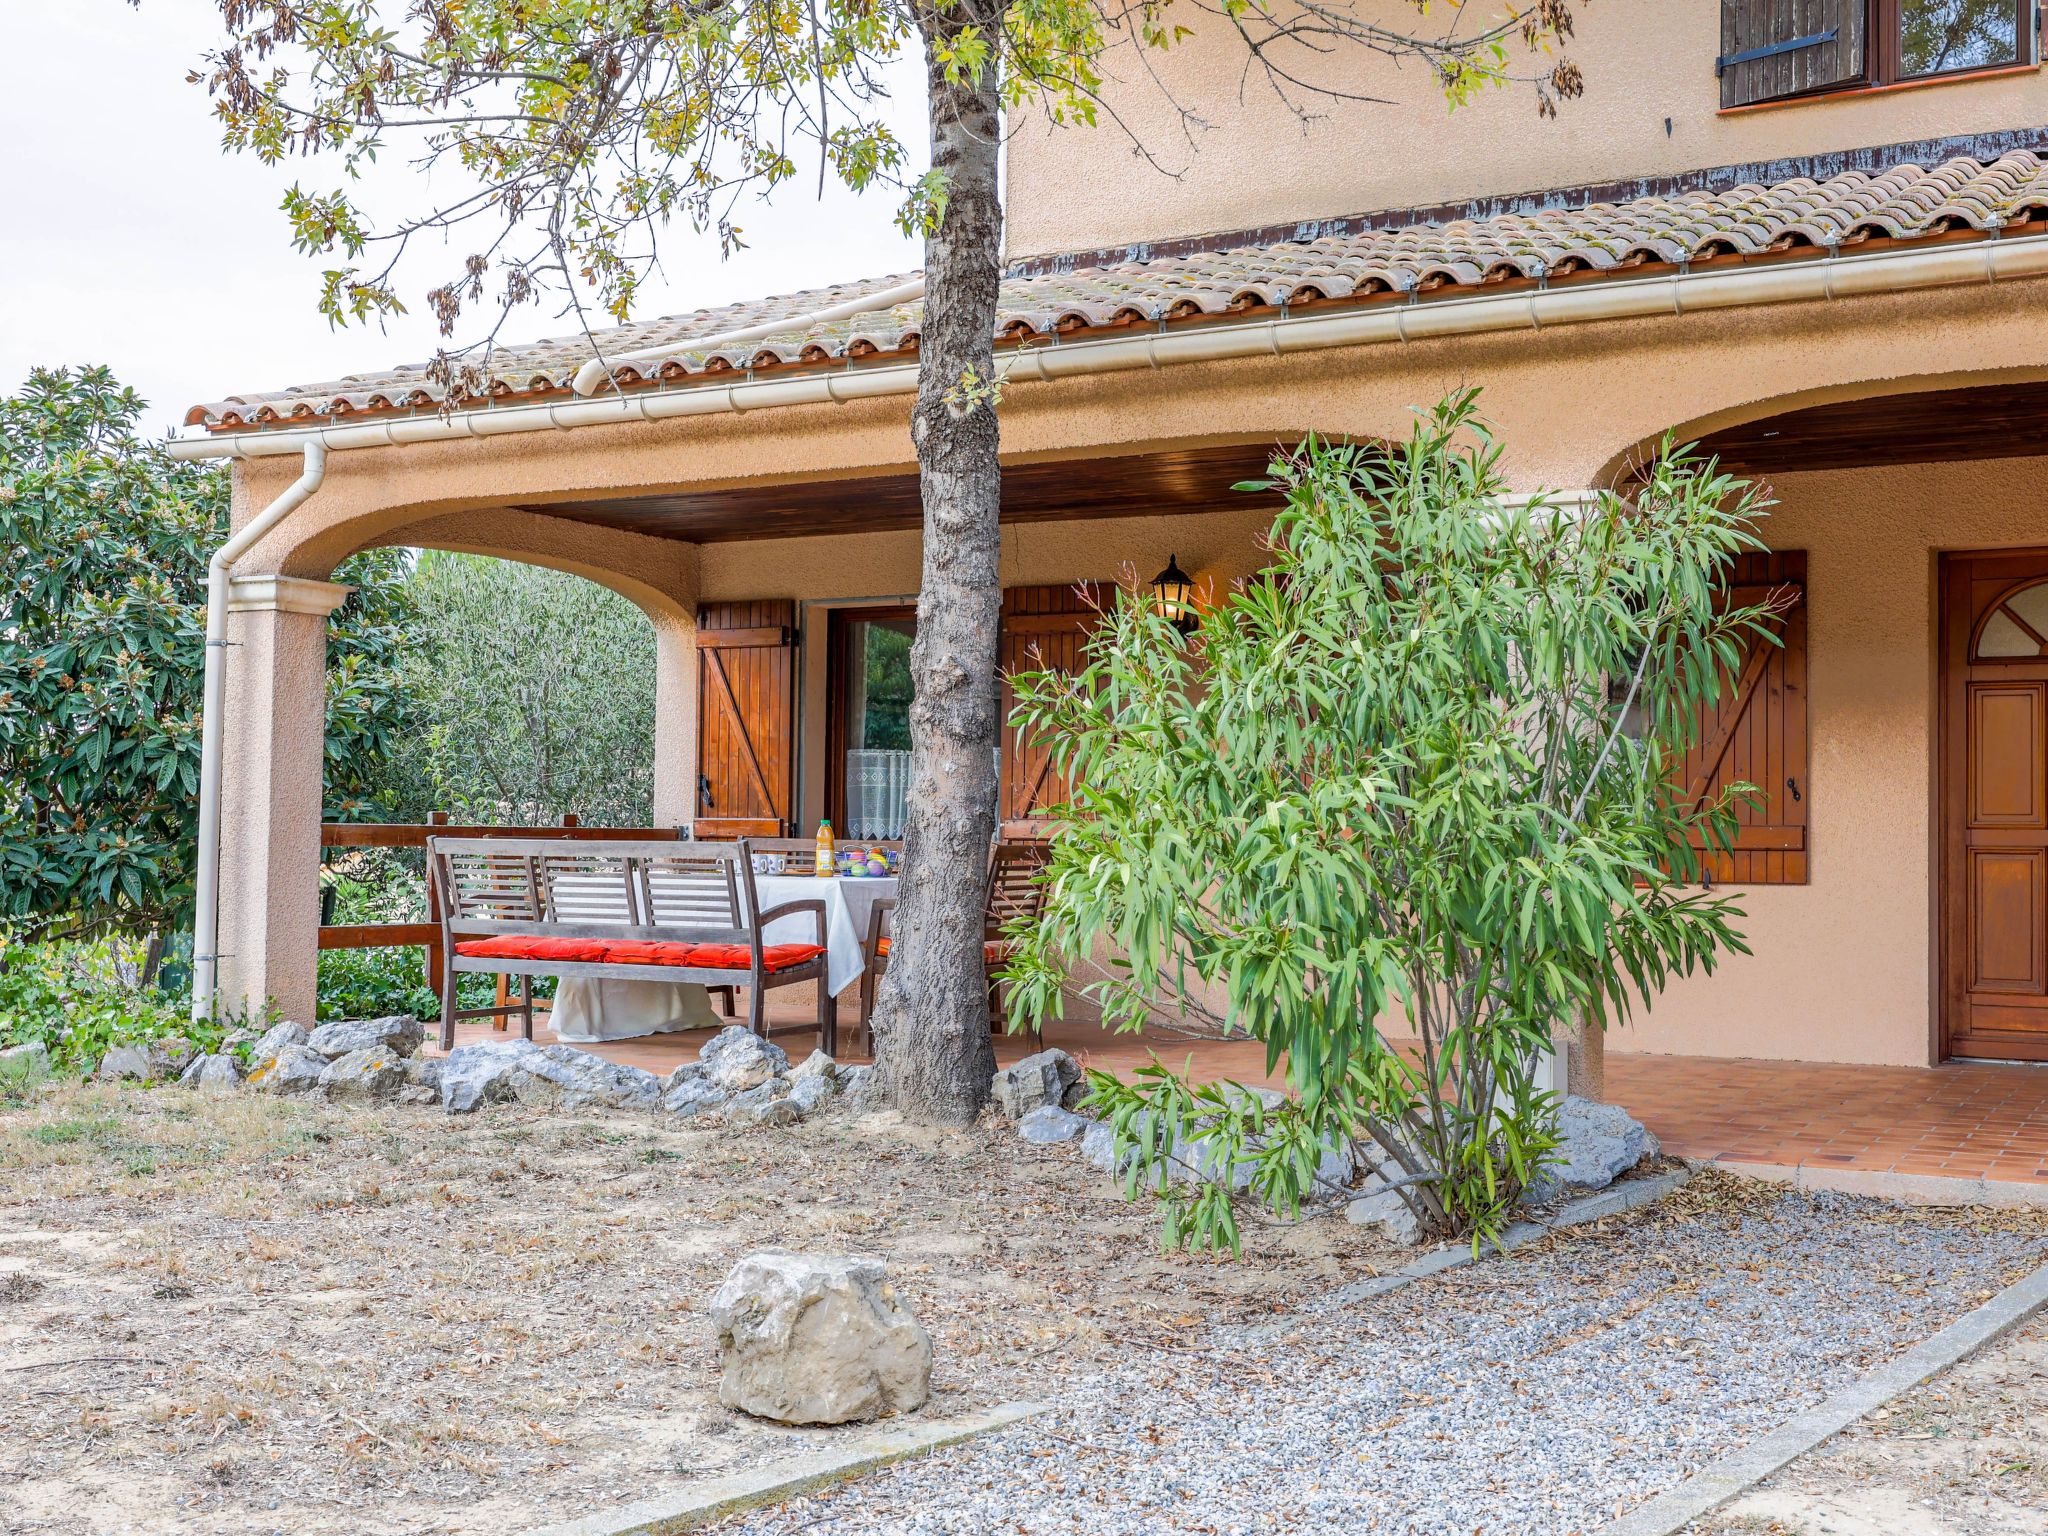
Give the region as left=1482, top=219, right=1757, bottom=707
left=0, top=1082, right=1392, bottom=1535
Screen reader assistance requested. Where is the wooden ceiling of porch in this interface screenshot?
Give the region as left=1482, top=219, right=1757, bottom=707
left=1698, top=380, right=2048, bottom=476
left=515, top=441, right=1289, bottom=543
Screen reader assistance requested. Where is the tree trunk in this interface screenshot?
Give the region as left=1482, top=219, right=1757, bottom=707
left=869, top=7, right=1005, bottom=1125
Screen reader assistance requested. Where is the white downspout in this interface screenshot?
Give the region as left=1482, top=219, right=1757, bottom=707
left=568, top=276, right=926, bottom=398
left=189, top=442, right=328, bottom=1022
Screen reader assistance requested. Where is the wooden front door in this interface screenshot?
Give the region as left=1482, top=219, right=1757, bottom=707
left=1942, top=552, right=2048, bottom=1061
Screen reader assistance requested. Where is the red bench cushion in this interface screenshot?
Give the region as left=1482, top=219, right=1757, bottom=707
left=455, top=937, right=824, bottom=973
left=455, top=935, right=608, bottom=962
left=874, top=937, right=1009, bottom=963
left=681, top=942, right=824, bottom=972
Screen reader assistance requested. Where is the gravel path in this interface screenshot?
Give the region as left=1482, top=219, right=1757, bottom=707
left=711, top=1176, right=2048, bottom=1536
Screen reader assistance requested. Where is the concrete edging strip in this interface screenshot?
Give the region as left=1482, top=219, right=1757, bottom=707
left=1596, top=1257, right=2048, bottom=1536
left=524, top=1400, right=1049, bottom=1536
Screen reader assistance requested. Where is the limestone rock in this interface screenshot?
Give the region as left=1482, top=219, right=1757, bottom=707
left=247, top=1043, right=328, bottom=1096
left=511, top=1045, right=664, bottom=1111
left=1345, top=1186, right=1425, bottom=1245
left=403, top=1055, right=443, bottom=1092
left=1017, top=1104, right=1087, bottom=1145
left=1080, top=1120, right=1123, bottom=1173
left=396, top=1085, right=439, bottom=1107
left=709, top=1251, right=932, bottom=1424
left=0, top=1041, right=52, bottom=1080
left=1524, top=1096, right=1660, bottom=1204
left=991, top=1049, right=1082, bottom=1121
left=834, top=1064, right=881, bottom=1114
left=790, top=1050, right=837, bottom=1084
left=249, top=1020, right=308, bottom=1068
left=320, top=1046, right=405, bottom=1101
left=663, top=1072, right=729, bottom=1119
left=700, top=1026, right=788, bottom=1093
left=788, top=1072, right=836, bottom=1117
left=98, top=1045, right=152, bottom=1083
left=728, top=1079, right=799, bottom=1127
left=178, top=1053, right=242, bottom=1092
left=439, top=1037, right=544, bottom=1113
left=145, top=1036, right=198, bottom=1081
left=307, top=1015, right=425, bottom=1061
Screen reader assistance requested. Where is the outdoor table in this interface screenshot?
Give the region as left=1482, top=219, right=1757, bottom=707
left=551, top=873, right=897, bottom=1042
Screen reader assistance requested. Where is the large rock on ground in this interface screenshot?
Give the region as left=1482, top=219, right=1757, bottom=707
left=144, top=1036, right=198, bottom=1081
left=248, top=1020, right=308, bottom=1068
left=247, top=1043, right=328, bottom=1096
left=439, top=1037, right=545, bottom=1113
left=727, top=1079, right=799, bottom=1127
left=787, top=1072, right=836, bottom=1116
left=1017, top=1104, right=1087, bottom=1145
left=320, top=1046, right=405, bottom=1101
left=0, top=1041, right=52, bottom=1080
left=1344, top=1152, right=1430, bottom=1245
left=709, top=1251, right=932, bottom=1424
left=178, top=1053, right=242, bottom=1092
left=700, top=1026, right=788, bottom=1093
left=307, top=1015, right=425, bottom=1061
left=991, top=1049, right=1082, bottom=1121
left=510, top=1045, right=663, bottom=1111
left=1523, top=1095, right=1660, bottom=1204
left=662, top=1064, right=728, bottom=1119
left=98, top=1045, right=152, bottom=1083
left=834, top=1064, right=881, bottom=1114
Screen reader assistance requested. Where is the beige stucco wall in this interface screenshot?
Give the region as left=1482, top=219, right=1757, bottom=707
left=1004, top=4, right=2046, bottom=259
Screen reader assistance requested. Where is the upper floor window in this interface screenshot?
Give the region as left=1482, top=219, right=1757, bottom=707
left=1719, top=0, right=2034, bottom=109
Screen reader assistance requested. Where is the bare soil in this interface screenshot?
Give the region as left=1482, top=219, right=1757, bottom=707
left=0, top=1082, right=1395, bottom=1535
left=1691, top=1310, right=2048, bottom=1536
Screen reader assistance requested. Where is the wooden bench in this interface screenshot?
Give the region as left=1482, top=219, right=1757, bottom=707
left=427, top=836, right=836, bottom=1053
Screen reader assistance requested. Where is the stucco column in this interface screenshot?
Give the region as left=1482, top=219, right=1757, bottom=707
left=214, top=575, right=351, bottom=1026
left=1507, top=487, right=1609, bottom=1102
left=651, top=610, right=700, bottom=828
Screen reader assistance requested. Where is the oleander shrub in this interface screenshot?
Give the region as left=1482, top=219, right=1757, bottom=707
left=1006, top=392, right=1781, bottom=1250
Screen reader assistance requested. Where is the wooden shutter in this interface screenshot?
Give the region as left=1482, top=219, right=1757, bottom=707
left=696, top=600, right=796, bottom=835
left=999, top=583, right=1107, bottom=828
left=1674, top=551, right=1809, bottom=884
left=1719, top=0, right=1868, bottom=108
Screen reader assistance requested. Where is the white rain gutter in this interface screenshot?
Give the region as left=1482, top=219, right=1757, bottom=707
left=189, top=442, right=328, bottom=1022
left=165, top=233, right=2048, bottom=465
left=566, top=276, right=928, bottom=398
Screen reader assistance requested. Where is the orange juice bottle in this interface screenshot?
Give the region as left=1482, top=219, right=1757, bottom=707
left=815, top=818, right=835, bottom=876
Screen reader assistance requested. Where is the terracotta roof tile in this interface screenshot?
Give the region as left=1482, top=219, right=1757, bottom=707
left=186, top=151, right=2048, bottom=431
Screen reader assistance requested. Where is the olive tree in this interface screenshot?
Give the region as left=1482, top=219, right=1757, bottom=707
left=1005, top=394, right=1782, bottom=1248
left=181, top=1, right=1586, bottom=1122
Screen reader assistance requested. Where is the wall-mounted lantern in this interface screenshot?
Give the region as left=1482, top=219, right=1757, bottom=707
left=1149, top=553, right=1198, bottom=637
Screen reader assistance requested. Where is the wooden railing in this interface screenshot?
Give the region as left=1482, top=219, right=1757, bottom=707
left=319, top=812, right=686, bottom=999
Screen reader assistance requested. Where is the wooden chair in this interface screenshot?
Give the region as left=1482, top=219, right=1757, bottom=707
left=429, top=837, right=836, bottom=1053
left=858, top=840, right=1050, bottom=1050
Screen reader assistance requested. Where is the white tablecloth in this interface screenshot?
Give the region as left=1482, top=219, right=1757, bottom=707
left=552, top=874, right=896, bottom=1042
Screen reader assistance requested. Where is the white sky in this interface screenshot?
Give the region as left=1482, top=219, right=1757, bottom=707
left=0, top=0, right=927, bottom=437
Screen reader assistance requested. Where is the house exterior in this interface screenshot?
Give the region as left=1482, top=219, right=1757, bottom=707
left=175, top=3, right=2048, bottom=1079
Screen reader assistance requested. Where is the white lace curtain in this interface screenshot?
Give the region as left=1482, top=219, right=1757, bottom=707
left=845, top=749, right=912, bottom=839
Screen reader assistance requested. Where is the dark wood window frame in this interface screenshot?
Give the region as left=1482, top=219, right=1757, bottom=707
left=1720, top=0, right=2036, bottom=109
